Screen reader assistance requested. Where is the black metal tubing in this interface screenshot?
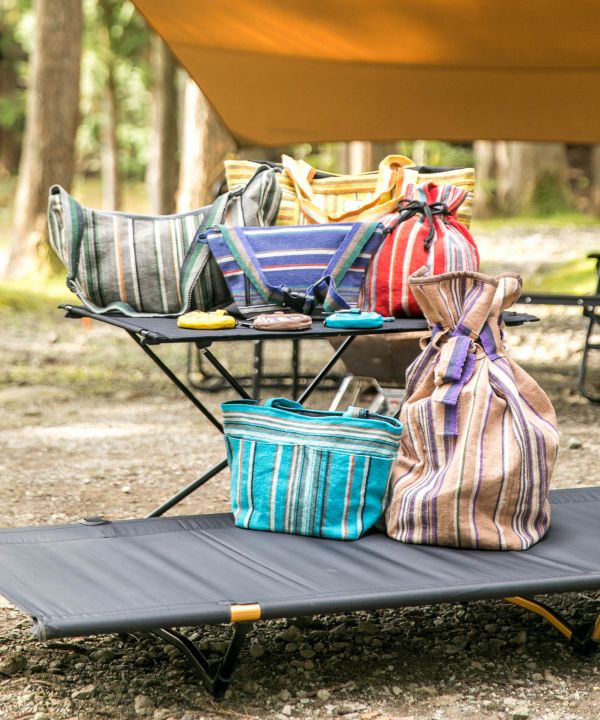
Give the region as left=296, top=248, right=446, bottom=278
left=128, top=328, right=357, bottom=514
left=128, top=331, right=223, bottom=434
left=200, top=347, right=252, bottom=400
left=298, top=335, right=355, bottom=404
left=252, top=340, right=264, bottom=399
left=577, top=314, right=600, bottom=404
left=153, top=624, right=252, bottom=699
left=577, top=255, right=600, bottom=403
left=146, top=459, right=229, bottom=518
left=291, top=339, right=301, bottom=399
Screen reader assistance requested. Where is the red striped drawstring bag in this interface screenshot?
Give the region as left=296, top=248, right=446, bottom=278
left=360, top=182, right=479, bottom=318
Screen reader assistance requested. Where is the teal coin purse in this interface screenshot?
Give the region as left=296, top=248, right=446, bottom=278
left=324, top=308, right=393, bottom=329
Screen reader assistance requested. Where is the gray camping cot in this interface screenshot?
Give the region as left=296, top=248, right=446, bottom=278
left=0, top=308, right=599, bottom=699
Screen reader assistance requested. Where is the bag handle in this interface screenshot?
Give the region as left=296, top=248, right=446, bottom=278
left=281, top=154, right=414, bottom=224
left=216, top=222, right=383, bottom=314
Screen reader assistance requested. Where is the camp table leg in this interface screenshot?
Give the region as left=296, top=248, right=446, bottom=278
left=125, top=329, right=358, bottom=514
left=297, top=335, right=355, bottom=404
left=252, top=339, right=264, bottom=399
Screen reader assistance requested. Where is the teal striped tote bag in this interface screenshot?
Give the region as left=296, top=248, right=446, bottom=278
left=223, top=398, right=403, bottom=540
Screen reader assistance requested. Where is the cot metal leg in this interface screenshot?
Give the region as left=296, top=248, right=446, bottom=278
left=505, top=596, right=600, bottom=658
left=154, top=623, right=252, bottom=699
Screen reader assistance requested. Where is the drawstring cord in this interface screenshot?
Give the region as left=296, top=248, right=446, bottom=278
left=383, top=199, right=450, bottom=250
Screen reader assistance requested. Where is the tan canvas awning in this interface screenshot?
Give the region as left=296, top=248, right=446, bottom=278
left=133, top=0, right=600, bottom=145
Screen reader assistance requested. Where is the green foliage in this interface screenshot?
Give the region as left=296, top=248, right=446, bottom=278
left=531, top=172, right=574, bottom=217
left=0, top=0, right=31, bottom=135
left=526, top=256, right=599, bottom=295
left=78, top=0, right=150, bottom=179
left=0, top=278, right=75, bottom=313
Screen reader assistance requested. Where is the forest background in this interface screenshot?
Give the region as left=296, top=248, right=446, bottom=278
left=1, top=0, right=600, bottom=297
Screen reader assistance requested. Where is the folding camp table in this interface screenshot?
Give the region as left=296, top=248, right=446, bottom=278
left=1, top=306, right=599, bottom=700
left=518, top=252, right=600, bottom=403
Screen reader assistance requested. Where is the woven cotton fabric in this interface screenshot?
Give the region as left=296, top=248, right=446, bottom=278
left=47, top=166, right=281, bottom=317
left=224, top=157, right=475, bottom=227
left=360, top=183, right=480, bottom=318
left=206, top=222, right=385, bottom=316
left=223, top=399, right=403, bottom=540
left=385, top=269, right=559, bottom=551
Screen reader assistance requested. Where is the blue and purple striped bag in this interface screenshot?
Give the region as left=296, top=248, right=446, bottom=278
left=223, top=398, right=403, bottom=540
left=205, top=222, right=385, bottom=317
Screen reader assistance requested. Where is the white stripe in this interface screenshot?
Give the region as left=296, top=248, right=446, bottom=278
left=153, top=221, right=169, bottom=313
left=128, top=218, right=142, bottom=310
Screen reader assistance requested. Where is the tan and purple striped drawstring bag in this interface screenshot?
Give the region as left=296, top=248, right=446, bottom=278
left=386, top=268, right=559, bottom=550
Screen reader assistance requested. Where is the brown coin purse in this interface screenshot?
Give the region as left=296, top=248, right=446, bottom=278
left=253, top=312, right=313, bottom=331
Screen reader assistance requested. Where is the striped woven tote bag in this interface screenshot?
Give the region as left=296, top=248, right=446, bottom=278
left=385, top=268, right=559, bottom=551
left=205, top=221, right=385, bottom=317
left=359, top=182, right=480, bottom=318
left=47, top=165, right=281, bottom=316
left=223, top=398, right=403, bottom=540
left=224, top=155, right=475, bottom=227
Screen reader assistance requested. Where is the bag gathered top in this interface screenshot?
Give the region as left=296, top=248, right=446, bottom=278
left=205, top=221, right=385, bottom=317
left=385, top=268, right=560, bottom=551
left=223, top=398, right=403, bottom=540
left=47, top=165, right=281, bottom=317
left=224, top=154, right=475, bottom=227
left=360, top=182, right=480, bottom=319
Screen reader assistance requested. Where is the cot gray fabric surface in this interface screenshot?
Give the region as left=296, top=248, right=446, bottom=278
left=1, top=487, right=599, bottom=640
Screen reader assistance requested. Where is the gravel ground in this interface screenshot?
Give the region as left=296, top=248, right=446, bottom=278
left=0, top=225, right=599, bottom=720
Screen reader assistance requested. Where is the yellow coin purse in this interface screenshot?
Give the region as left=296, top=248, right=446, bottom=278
left=177, top=309, right=236, bottom=330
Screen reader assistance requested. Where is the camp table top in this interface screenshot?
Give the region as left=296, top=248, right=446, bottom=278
left=61, top=305, right=538, bottom=345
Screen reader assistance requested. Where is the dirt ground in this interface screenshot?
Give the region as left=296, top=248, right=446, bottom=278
left=1, top=226, right=600, bottom=720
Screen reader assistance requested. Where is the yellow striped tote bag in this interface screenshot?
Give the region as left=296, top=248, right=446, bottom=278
left=224, top=155, right=475, bottom=227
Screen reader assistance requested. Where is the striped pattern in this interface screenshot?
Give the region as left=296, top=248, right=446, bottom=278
left=224, top=157, right=475, bottom=227
left=224, top=399, right=402, bottom=540
left=47, top=166, right=281, bottom=317
left=360, top=183, right=480, bottom=318
left=207, top=222, right=384, bottom=316
left=385, top=269, right=559, bottom=551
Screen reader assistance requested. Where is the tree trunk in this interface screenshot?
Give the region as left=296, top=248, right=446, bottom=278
left=5, top=0, right=82, bottom=278
left=177, top=78, right=236, bottom=211
left=473, top=140, right=497, bottom=218
left=147, top=35, right=179, bottom=215
left=495, top=142, right=571, bottom=215
left=101, top=63, right=120, bottom=210
left=411, top=140, right=426, bottom=166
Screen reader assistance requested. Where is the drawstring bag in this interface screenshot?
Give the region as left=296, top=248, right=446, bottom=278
left=223, top=398, right=403, bottom=540
left=360, top=182, right=480, bottom=318
left=385, top=268, right=559, bottom=551
left=224, top=155, right=476, bottom=227
left=205, top=221, right=385, bottom=317
left=47, top=165, right=281, bottom=317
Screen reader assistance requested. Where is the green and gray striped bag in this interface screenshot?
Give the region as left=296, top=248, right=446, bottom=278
left=47, top=166, right=281, bottom=316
